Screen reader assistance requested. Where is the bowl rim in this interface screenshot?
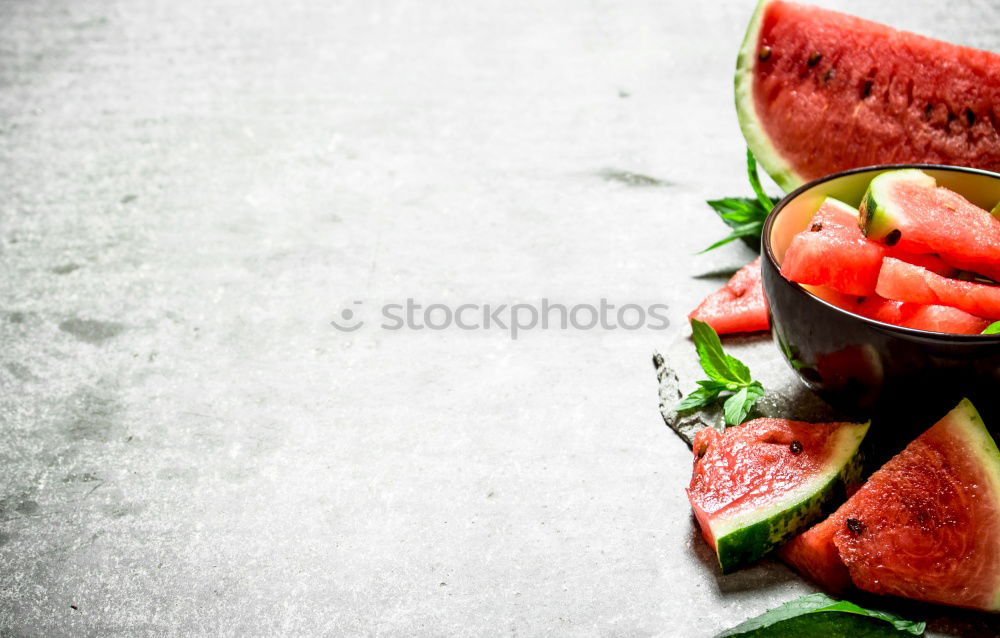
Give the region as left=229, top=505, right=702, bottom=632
left=761, top=163, right=1000, bottom=343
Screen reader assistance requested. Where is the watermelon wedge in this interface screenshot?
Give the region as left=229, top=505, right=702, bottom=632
left=736, top=1, right=1000, bottom=191
left=877, top=257, right=1000, bottom=320
left=687, top=417, right=869, bottom=573
left=861, top=169, right=1000, bottom=279
left=814, top=288, right=991, bottom=335
left=781, top=399, right=1000, bottom=612
left=689, top=257, right=769, bottom=335
left=782, top=197, right=957, bottom=298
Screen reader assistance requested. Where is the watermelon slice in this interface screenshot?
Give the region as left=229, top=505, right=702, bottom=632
left=784, top=399, right=1000, bottom=612
left=861, top=169, right=1000, bottom=279
left=782, top=197, right=957, bottom=297
left=687, top=417, right=869, bottom=573
left=781, top=198, right=884, bottom=296
left=689, top=257, right=769, bottom=335
left=736, top=0, right=1000, bottom=191
left=877, top=257, right=1000, bottom=320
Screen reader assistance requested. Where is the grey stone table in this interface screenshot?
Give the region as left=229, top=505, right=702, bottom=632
left=2, top=1, right=999, bottom=636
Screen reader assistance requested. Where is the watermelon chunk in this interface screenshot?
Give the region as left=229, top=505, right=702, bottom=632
left=804, top=285, right=989, bottom=334
left=877, top=257, right=1000, bottom=320
left=689, top=257, right=769, bottom=335
left=861, top=169, right=1000, bottom=279
left=736, top=0, right=1000, bottom=191
left=687, top=417, right=869, bottom=573
left=781, top=198, right=884, bottom=296
left=782, top=399, right=1000, bottom=612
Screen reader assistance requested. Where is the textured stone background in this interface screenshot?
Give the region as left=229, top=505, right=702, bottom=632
left=2, top=1, right=999, bottom=636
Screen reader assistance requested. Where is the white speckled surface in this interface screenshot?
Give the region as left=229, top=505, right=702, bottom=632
left=1, top=1, right=999, bottom=635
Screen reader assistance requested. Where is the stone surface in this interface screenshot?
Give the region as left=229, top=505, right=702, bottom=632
left=2, top=0, right=1000, bottom=636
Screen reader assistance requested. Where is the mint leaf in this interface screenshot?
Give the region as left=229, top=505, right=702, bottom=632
left=678, top=320, right=765, bottom=426
left=722, top=381, right=764, bottom=427
left=746, top=148, right=776, bottom=214
left=676, top=385, right=724, bottom=412
left=690, top=319, right=739, bottom=384
left=717, top=593, right=926, bottom=637
left=701, top=151, right=779, bottom=253
left=983, top=321, right=1000, bottom=334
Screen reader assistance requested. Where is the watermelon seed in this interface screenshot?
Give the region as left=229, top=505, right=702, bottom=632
left=810, top=222, right=823, bottom=232
left=807, top=51, right=822, bottom=67
left=789, top=440, right=803, bottom=455
left=823, top=68, right=836, bottom=83
left=758, top=46, right=772, bottom=61
left=861, top=80, right=874, bottom=99
left=856, top=297, right=865, bottom=304
left=966, top=109, right=976, bottom=126
left=924, top=103, right=934, bottom=119
left=884, top=229, right=902, bottom=246
left=846, top=518, right=865, bottom=536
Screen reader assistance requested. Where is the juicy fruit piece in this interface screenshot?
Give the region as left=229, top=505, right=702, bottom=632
left=781, top=197, right=957, bottom=297
left=777, top=514, right=851, bottom=594
left=877, top=257, right=1000, bottom=320
left=861, top=169, right=1000, bottom=279
left=782, top=399, right=1000, bottom=612
left=838, top=400, right=1000, bottom=611
left=689, top=257, right=769, bottom=335
left=897, top=304, right=991, bottom=334
left=736, top=1, right=1000, bottom=191
left=687, top=418, right=868, bottom=573
left=781, top=198, right=884, bottom=296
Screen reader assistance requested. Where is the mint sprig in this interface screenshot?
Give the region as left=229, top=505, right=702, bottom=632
left=701, top=149, right=779, bottom=253
left=716, top=592, right=925, bottom=637
left=983, top=321, right=1000, bottom=334
left=677, top=319, right=765, bottom=426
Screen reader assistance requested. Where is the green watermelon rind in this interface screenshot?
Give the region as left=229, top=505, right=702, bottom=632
left=734, top=0, right=805, bottom=193
left=935, top=398, right=1000, bottom=611
left=709, top=421, right=870, bottom=574
left=859, top=169, right=937, bottom=242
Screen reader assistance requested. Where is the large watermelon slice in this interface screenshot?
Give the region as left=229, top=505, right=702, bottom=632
left=861, top=169, right=1000, bottom=280
left=781, top=399, right=1000, bottom=612
left=687, top=417, right=869, bottom=573
left=877, top=257, right=1000, bottom=320
left=689, top=257, right=769, bottom=335
left=736, top=0, right=1000, bottom=191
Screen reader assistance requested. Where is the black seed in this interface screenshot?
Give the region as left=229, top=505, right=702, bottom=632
left=846, top=518, right=865, bottom=536
left=810, top=222, right=823, bottom=232
left=966, top=108, right=976, bottom=126
left=789, top=440, right=803, bottom=455
left=948, top=109, right=957, bottom=123
left=856, top=297, right=866, bottom=304
left=823, top=68, right=836, bottom=83
left=885, top=229, right=902, bottom=246
left=924, top=103, right=934, bottom=119
left=861, top=80, right=874, bottom=99
left=808, top=51, right=822, bottom=67
left=759, top=46, right=772, bottom=61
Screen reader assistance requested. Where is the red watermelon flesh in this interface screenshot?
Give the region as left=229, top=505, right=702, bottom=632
left=877, top=257, right=1000, bottom=319
left=781, top=198, right=957, bottom=297
left=689, top=257, right=769, bottom=335
left=781, top=198, right=884, bottom=296
left=833, top=399, right=1000, bottom=611
left=804, top=285, right=989, bottom=334
left=862, top=169, right=1000, bottom=281
left=778, top=512, right=852, bottom=594
left=737, top=0, right=1000, bottom=191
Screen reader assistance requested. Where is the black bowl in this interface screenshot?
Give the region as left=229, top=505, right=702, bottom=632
left=761, top=164, right=1000, bottom=424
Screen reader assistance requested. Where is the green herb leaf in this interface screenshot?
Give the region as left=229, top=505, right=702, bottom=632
left=746, top=148, right=776, bottom=214
left=983, top=321, right=1000, bottom=335
left=678, top=320, right=765, bottom=426
left=722, top=381, right=764, bottom=427
left=701, top=151, right=779, bottom=253
left=676, top=385, right=724, bottom=412
left=716, top=592, right=926, bottom=637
